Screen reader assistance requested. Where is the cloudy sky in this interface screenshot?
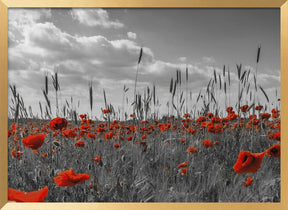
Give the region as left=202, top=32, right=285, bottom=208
left=8, top=8, right=280, bottom=119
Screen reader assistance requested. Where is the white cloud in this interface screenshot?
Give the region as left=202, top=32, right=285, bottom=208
left=71, top=9, right=124, bottom=28
left=127, top=32, right=137, bottom=40
left=202, top=56, right=216, bottom=63
left=9, top=9, right=51, bottom=26
left=178, top=57, right=187, bottom=62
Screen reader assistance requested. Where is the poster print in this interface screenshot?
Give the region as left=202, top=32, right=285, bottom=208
left=7, top=8, right=280, bottom=202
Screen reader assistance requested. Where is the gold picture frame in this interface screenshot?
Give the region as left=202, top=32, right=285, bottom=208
left=0, top=0, right=288, bottom=209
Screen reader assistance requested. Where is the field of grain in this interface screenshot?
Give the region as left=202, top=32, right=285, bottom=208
left=7, top=47, right=280, bottom=202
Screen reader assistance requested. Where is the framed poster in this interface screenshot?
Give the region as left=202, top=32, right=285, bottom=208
left=0, top=0, right=288, bottom=210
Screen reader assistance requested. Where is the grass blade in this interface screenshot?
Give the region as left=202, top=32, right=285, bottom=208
left=259, top=85, right=269, bottom=103
left=257, top=44, right=261, bottom=64
left=138, top=47, right=143, bottom=64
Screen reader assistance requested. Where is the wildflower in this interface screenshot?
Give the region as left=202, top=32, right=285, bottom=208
left=180, top=138, right=186, bottom=143
left=178, top=161, right=188, bottom=168
left=255, top=105, right=263, bottom=111
left=187, top=128, right=197, bottom=135
left=207, top=113, right=214, bottom=119
left=207, top=125, right=216, bottom=133
left=233, top=151, right=265, bottom=174
left=80, top=125, right=90, bottom=132
left=186, top=147, right=197, bottom=154
left=114, top=143, right=120, bottom=148
left=272, top=132, right=280, bottom=141
left=196, top=116, right=207, bottom=123
left=90, top=183, right=98, bottom=191
left=41, top=153, right=48, bottom=158
left=74, top=141, right=85, bottom=147
left=159, top=125, right=167, bottom=132
left=266, top=144, right=280, bottom=158
left=242, top=177, right=254, bottom=186
left=102, top=108, right=111, bottom=114
left=11, top=146, right=24, bottom=160
left=62, top=129, right=77, bottom=138
left=87, top=132, right=96, bottom=140
left=49, top=117, right=67, bottom=131
left=202, top=139, right=213, bottom=148
left=226, top=107, right=233, bottom=113
left=181, top=168, right=187, bottom=175
left=240, top=105, right=249, bottom=113
left=93, top=156, right=101, bottom=162
left=104, top=132, right=114, bottom=141
left=260, top=113, right=271, bottom=120
left=22, top=133, right=46, bottom=152
left=8, top=186, right=49, bottom=202
left=183, top=113, right=190, bottom=118
left=53, top=168, right=90, bottom=187
left=80, top=114, right=87, bottom=119
left=272, top=112, right=280, bottom=119
left=126, top=136, right=133, bottom=141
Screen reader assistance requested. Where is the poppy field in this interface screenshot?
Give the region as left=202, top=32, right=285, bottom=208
left=7, top=48, right=280, bottom=202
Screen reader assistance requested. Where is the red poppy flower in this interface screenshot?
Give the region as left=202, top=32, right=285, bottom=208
left=22, top=133, right=46, bottom=151
left=266, top=144, right=280, bottom=158
left=207, top=125, right=216, bottom=133
left=186, top=147, right=197, bottom=154
left=53, top=168, right=90, bottom=187
left=187, top=128, right=197, bottom=135
left=159, top=125, right=167, bottom=132
left=180, top=138, right=186, bottom=143
left=240, top=105, right=249, bottom=113
left=202, top=139, right=213, bottom=148
left=8, top=186, right=48, bottom=202
left=105, top=132, right=114, bottom=141
left=272, top=132, right=280, bottom=141
left=126, top=136, right=133, bottom=141
left=87, top=132, right=96, bottom=140
left=11, top=146, right=24, bottom=160
left=93, top=155, right=101, bottom=162
left=102, top=108, right=111, bottom=114
left=255, top=105, right=263, bottom=111
left=260, top=113, right=271, bottom=120
left=226, top=107, right=233, bottom=113
left=272, top=112, right=280, bottom=119
left=178, top=161, right=188, bottom=168
left=114, top=143, right=120, bottom=148
left=233, top=151, right=265, bottom=174
left=242, top=177, right=253, bottom=186
left=74, top=141, right=85, bottom=147
left=181, top=168, right=187, bottom=175
left=49, top=117, right=67, bottom=131
left=79, top=114, right=87, bottom=119
left=62, top=129, right=77, bottom=138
